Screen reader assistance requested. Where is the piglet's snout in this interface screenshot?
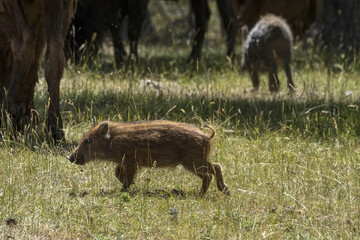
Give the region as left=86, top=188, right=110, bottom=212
left=67, top=154, right=75, bottom=163
left=67, top=151, right=86, bottom=165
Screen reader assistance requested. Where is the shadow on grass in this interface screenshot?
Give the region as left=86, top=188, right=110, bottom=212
left=2, top=80, right=359, bottom=150
left=1, top=91, right=359, bottom=152
left=71, top=187, right=188, bottom=199
left=69, top=50, right=237, bottom=78
left=58, top=88, right=360, bottom=140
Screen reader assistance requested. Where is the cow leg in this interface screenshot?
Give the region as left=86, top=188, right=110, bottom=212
left=128, top=0, right=149, bottom=63
left=7, top=8, right=37, bottom=131
left=44, top=38, right=64, bottom=142
left=0, top=39, right=12, bottom=120
left=189, top=0, right=210, bottom=63
left=22, top=64, right=39, bottom=124
left=109, top=24, right=127, bottom=68
left=24, top=22, right=46, bottom=126
left=44, top=0, right=75, bottom=142
left=216, top=0, right=237, bottom=60
left=0, top=61, right=9, bottom=120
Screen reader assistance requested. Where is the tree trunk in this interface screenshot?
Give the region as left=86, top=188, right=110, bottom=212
left=306, top=0, right=360, bottom=56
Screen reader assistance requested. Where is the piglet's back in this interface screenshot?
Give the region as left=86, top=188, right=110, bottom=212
left=108, top=120, right=211, bottom=148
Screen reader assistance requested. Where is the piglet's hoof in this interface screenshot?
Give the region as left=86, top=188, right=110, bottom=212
left=222, top=186, right=231, bottom=196
left=120, top=187, right=129, bottom=192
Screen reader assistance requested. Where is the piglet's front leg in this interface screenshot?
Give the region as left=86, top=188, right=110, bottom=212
left=115, top=161, right=137, bottom=191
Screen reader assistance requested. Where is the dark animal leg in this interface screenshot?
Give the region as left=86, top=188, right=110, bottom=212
left=115, top=163, right=136, bottom=191
left=269, top=67, right=280, bottom=92
left=250, top=68, right=259, bottom=92
left=212, top=163, right=230, bottom=194
left=24, top=22, right=46, bottom=125
left=182, top=160, right=228, bottom=194
left=216, top=0, right=237, bottom=61
left=44, top=38, right=65, bottom=142
left=7, top=6, right=36, bottom=131
left=23, top=65, right=39, bottom=123
left=110, top=24, right=127, bottom=68
left=127, top=0, right=149, bottom=64
left=0, top=36, right=12, bottom=123
left=188, top=0, right=210, bottom=63
left=265, top=54, right=279, bottom=92
left=199, top=174, right=213, bottom=195
left=0, top=71, right=8, bottom=125
left=284, top=61, right=296, bottom=93
left=44, top=1, right=74, bottom=142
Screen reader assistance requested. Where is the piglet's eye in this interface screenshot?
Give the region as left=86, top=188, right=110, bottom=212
left=84, top=138, right=93, bottom=145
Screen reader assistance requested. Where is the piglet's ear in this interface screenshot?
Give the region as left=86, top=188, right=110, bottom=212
left=97, top=121, right=110, bottom=139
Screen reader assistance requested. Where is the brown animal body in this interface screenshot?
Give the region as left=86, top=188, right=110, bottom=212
left=67, top=0, right=237, bottom=65
left=241, top=14, right=296, bottom=93
left=67, top=120, right=229, bottom=195
left=236, top=0, right=317, bottom=37
left=0, top=0, right=76, bottom=141
left=66, top=0, right=149, bottom=67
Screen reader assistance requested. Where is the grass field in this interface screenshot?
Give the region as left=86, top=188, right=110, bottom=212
left=1, top=2, right=360, bottom=239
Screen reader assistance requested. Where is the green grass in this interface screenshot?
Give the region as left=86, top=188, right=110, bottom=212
left=1, top=130, right=360, bottom=238
left=1, top=2, right=360, bottom=239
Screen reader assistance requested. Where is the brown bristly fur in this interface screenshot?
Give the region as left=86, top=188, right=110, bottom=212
left=68, top=120, right=229, bottom=195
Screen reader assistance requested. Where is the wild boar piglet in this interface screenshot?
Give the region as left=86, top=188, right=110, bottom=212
left=241, top=14, right=296, bottom=93
left=67, top=120, right=229, bottom=195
